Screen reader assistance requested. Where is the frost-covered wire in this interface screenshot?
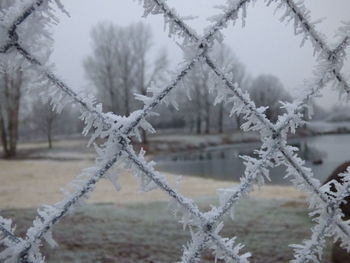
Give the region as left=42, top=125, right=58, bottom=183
left=181, top=226, right=251, bottom=263
left=290, top=169, right=350, bottom=262
left=0, top=44, right=202, bottom=263
left=279, top=145, right=350, bottom=249
left=121, top=140, right=205, bottom=221
left=0, top=0, right=257, bottom=261
left=121, top=138, right=252, bottom=263
left=139, top=0, right=350, bottom=261
left=1, top=0, right=350, bottom=262
left=267, top=0, right=350, bottom=94
left=0, top=0, right=124, bottom=147
left=208, top=231, right=251, bottom=263
left=0, top=1, right=245, bottom=261
left=0, top=217, right=21, bottom=245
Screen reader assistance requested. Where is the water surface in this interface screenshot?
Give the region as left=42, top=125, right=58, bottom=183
left=155, top=134, right=350, bottom=185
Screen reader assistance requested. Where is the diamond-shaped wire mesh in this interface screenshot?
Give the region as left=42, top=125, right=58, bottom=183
left=0, top=0, right=350, bottom=262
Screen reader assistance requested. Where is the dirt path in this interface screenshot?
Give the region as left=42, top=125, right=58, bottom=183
left=0, top=159, right=306, bottom=209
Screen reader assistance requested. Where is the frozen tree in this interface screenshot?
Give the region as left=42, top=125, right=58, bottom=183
left=84, top=22, right=168, bottom=123
left=132, top=23, right=168, bottom=142
left=185, top=62, right=210, bottom=134
left=0, top=0, right=23, bottom=158
left=30, top=99, right=58, bottom=148
left=326, top=105, right=350, bottom=122
left=83, top=23, right=123, bottom=114
left=27, top=99, right=82, bottom=148
left=210, top=43, right=249, bottom=132
left=184, top=43, right=248, bottom=134
left=249, top=74, right=291, bottom=123
left=0, top=61, right=24, bottom=158
left=0, top=0, right=53, bottom=158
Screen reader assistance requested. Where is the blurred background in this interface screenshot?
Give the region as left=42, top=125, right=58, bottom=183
left=1, top=0, right=350, bottom=262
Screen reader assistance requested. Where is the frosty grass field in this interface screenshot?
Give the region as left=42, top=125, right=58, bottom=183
left=0, top=139, right=332, bottom=262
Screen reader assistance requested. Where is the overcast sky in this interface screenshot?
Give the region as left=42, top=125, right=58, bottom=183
left=51, top=0, right=350, bottom=110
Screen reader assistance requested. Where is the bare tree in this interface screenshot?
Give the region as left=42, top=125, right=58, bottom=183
left=132, top=23, right=168, bottom=142
left=0, top=0, right=53, bottom=158
left=0, top=1, right=23, bottom=158
left=30, top=100, right=58, bottom=149
left=249, top=74, right=292, bottom=123
left=211, top=44, right=248, bottom=133
left=84, top=22, right=168, bottom=126
left=184, top=43, right=248, bottom=134
left=0, top=64, right=24, bottom=158
left=185, top=65, right=207, bottom=134
left=83, top=23, right=122, bottom=114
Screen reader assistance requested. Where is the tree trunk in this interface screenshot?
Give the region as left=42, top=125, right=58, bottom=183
left=106, top=64, right=120, bottom=114
left=139, top=61, right=147, bottom=144
left=0, top=114, right=9, bottom=157
left=218, top=104, right=224, bottom=133
left=196, top=116, right=201, bottom=134
left=235, top=116, right=241, bottom=131
left=205, top=113, right=210, bottom=134
left=203, top=73, right=210, bottom=134
left=204, top=94, right=210, bottom=134
left=124, top=82, right=130, bottom=116
left=0, top=69, right=22, bottom=158
left=194, top=82, right=202, bottom=135
left=47, top=119, right=52, bottom=149
left=9, top=69, right=21, bottom=157
left=9, top=101, right=19, bottom=157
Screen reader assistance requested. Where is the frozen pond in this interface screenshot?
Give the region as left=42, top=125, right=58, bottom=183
left=155, top=134, right=350, bottom=185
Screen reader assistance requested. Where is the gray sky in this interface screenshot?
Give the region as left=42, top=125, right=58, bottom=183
left=51, top=0, right=350, bottom=110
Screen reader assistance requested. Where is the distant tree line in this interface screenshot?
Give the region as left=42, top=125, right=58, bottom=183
left=83, top=22, right=167, bottom=143
left=0, top=19, right=315, bottom=158
left=83, top=22, right=295, bottom=137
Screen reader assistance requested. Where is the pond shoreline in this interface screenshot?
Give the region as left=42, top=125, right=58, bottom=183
left=140, top=128, right=350, bottom=158
left=153, top=133, right=350, bottom=185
